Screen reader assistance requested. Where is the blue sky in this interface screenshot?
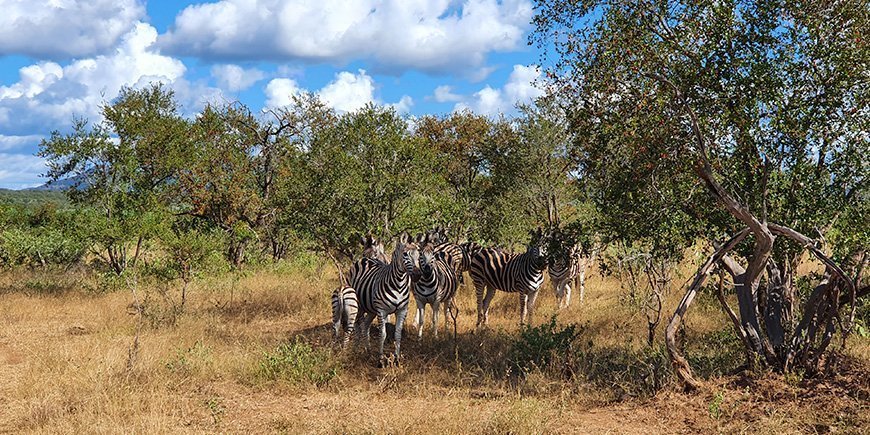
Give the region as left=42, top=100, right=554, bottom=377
left=0, top=0, right=544, bottom=189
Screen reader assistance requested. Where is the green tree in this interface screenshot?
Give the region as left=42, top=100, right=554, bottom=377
left=280, top=103, right=439, bottom=272
left=39, top=84, right=189, bottom=274
left=533, top=0, right=867, bottom=384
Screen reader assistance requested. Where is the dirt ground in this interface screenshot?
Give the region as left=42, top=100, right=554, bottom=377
left=0, top=265, right=867, bottom=434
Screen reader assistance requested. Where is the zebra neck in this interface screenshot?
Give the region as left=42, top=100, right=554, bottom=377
left=389, top=256, right=407, bottom=285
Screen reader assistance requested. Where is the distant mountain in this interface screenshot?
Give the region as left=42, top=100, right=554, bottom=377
left=26, top=173, right=90, bottom=191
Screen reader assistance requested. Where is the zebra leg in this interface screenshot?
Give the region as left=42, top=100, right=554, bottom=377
left=377, top=311, right=388, bottom=366
left=563, top=280, right=572, bottom=308
left=442, top=301, right=452, bottom=334
left=527, top=290, right=540, bottom=324
left=394, top=306, right=408, bottom=363
left=416, top=298, right=426, bottom=340
left=474, top=281, right=486, bottom=330
left=519, top=293, right=529, bottom=325
left=432, top=300, right=440, bottom=338
left=480, top=286, right=497, bottom=328
left=553, top=280, right=564, bottom=309
left=332, top=292, right=342, bottom=342
left=344, top=305, right=357, bottom=348
left=358, top=312, right=373, bottom=350
left=577, top=265, right=586, bottom=303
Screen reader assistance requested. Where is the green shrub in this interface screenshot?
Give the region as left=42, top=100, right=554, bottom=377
left=509, top=316, right=581, bottom=377
left=256, top=339, right=339, bottom=386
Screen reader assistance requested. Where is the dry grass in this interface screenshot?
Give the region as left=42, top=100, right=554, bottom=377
left=0, top=259, right=867, bottom=434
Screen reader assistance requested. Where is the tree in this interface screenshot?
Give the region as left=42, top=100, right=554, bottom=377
left=533, top=0, right=867, bottom=386
left=280, top=103, right=440, bottom=272
left=39, top=84, right=189, bottom=274
left=414, top=112, right=494, bottom=239
left=172, top=103, right=261, bottom=267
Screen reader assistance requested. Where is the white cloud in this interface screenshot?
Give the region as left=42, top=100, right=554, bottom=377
left=388, top=95, right=414, bottom=115
left=432, top=85, right=463, bottom=103
left=0, top=153, right=47, bottom=189
left=454, top=64, right=543, bottom=116
left=211, top=64, right=266, bottom=92
left=159, top=0, right=532, bottom=74
left=0, top=0, right=145, bottom=58
left=266, top=70, right=412, bottom=114
left=0, top=135, right=43, bottom=152
left=264, top=78, right=302, bottom=108
left=0, top=22, right=198, bottom=135
left=319, top=70, right=376, bottom=113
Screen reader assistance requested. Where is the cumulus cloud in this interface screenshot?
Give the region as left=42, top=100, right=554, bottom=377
left=159, top=0, right=532, bottom=74
left=388, top=95, right=414, bottom=115
left=454, top=64, right=543, bottom=116
left=432, top=85, right=463, bottom=103
left=0, top=22, right=225, bottom=188
left=319, top=70, right=376, bottom=113
left=0, top=22, right=203, bottom=135
left=211, top=64, right=267, bottom=92
left=265, top=69, right=412, bottom=114
left=264, top=78, right=302, bottom=108
left=0, top=0, right=145, bottom=58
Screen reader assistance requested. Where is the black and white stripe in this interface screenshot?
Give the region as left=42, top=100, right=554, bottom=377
left=361, top=234, right=388, bottom=263
left=548, top=244, right=584, bottom=308
left=331, top=286, right=358, bottom=346
left=413, top=245, right=459, bottom=339
left=470, top=233, right=548, bottom=328
left=433, top=240, right=482, bottom=284
left=350, top=232, right=419, bottom=364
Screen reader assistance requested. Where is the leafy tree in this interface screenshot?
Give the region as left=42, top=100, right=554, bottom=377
left=533, top=0, right=868, bottom=385
left=414, top=112, right=495, bottom=239
left=280, top=103, right=439, bottom=272
left=39, top=84, right=189, bottom=274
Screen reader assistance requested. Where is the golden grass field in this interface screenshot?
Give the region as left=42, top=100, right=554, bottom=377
left=0, top=256, right=867, bottom=434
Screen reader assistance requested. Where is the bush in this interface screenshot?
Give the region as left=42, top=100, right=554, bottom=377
left=509, top=316, right=581, bottom=377
left=256, top=339, right=339, bottom=386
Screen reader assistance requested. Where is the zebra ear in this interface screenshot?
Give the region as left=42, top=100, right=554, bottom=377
left=399, top=231, right=410, bottom=245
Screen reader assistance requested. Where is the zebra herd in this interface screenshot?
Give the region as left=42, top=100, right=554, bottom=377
left=331, top=227, right=588, bottom=365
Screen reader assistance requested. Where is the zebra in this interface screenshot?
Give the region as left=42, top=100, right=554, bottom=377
left=350, top=232, right=420, bottom=365
left=331, top=286, right=358, bottom=346
left=470, top=229, right=549, bottom=329
left=361, top=234, right=388, bottom=263
left=547, top=245, right=582, bottom=309
left=547, top=246, right=591, bottom=309
left=424, top=226, right=483, bottom=284
left=413, top=244, right=459, bottom=339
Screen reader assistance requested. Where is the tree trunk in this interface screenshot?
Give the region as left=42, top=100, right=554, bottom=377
left=666, top=228, right=750, bottom=390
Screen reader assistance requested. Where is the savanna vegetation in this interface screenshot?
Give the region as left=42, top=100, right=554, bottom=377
left=1, top=0, right=867, bottom=433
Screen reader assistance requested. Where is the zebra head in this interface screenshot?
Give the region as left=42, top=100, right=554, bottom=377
left=418, top=244, right=436, bottom=279
left=361, top=234, right=388, bottom=263
left=528, top=227, right=549, bottom=269
left=394, top=232, right=421, bottom=282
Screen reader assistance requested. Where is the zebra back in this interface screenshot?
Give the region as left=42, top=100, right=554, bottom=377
left=470, top=246, right=548, bottom=294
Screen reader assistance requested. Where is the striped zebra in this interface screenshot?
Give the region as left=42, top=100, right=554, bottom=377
left=548, top=244, right=584, bottom=308
left=413, top=244, right=459, bottom=339
left=470, top=230, right=548, bottom=329
left=331, top=286, right=358, bottom=346
left=350, top=232, right=420, bottom=365
left=434, top=240, right=482, bottom=284
left=361, top=234, right=388, bottom=263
